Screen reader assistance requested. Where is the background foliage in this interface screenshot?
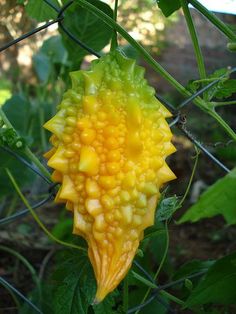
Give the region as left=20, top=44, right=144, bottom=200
left=0, top=0, right=236, bottom=313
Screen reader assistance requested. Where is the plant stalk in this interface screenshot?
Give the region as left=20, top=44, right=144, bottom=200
left=160, top=290, right=185, bottom=306
left=24, top=147, right=51, bottom=180
left=180, top=0, right=206, bottom=81
left=213, top=100, right=236, bottom=107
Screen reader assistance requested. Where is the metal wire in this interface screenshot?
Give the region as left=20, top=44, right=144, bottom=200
left=132, top=260, right=176, bottom=313
left=158, top=270, right=207, bottom=291
left=0, top=18, right=63, bottom=53
left=0, top=0, right=234, bottom=312
left=128, top=269, right=207, bottom=313
left=157, top=82, right=232, bottom=174
left=0, top=0, right=100, bottom=58
left=133, top=260, right=156, bottom=284
left=0, top=146, right=51, bottom=184
left=179, top=125, right=230, bottom=173
left=128, top=293, right=157, bottom=313
left=128, top=292, right=174, bottom=314
left=59, top=22, right=101, bottom=58
left=45, top=0, right=101, bottom=57
left=0, top=192, right=54, bottom=226
left=177, top=66, right=236, bottom=109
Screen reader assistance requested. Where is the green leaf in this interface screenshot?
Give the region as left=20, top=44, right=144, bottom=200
left=51, top=217, right=73, bottom=240
left=157, top=0, right=181, bottom=17
left=19, top=252, right=95, bottom=314
left=185, top=252, right=236, bottom=307
left=19, top=284, right=53, bottom=314
left=186, top=68, right=236, bottom=102
left=3, top=95, right=31, bottom=136
left=0, top=150, right=35, bottom=198
left=205, top=68, right=230, bottom=101
left=156, top=196, right=180, bottom=221
left=178, top=168, right=236, bottom=224
left=93, top=291, right=118, bottom=314
left=52, top=251, right=96, bottom=314
left=214, top=79, right=236, bottom=99
left=25, top=0, right=59, bottom=22
left=33, top=53, right=52, bottom=83
left=61, top=0, right=113, bottom=68
left=33, top=36, right=69, bottom=83
left=172, top=260, right=214, bottom=301
left=0, top=96, right=38, bottom=198
left=2, top=93, right=55, bottom=149
left=29, top=100, right=55, bottom=148
left=131, top=271, right=157, bottom=289
left=40, top=35, right=68, bottom=65
left=144, top=226, right=165, bottom=240
left=148, top=223, right=172, bottom=275
left=173, top=260, right=214, bottom=281
left=216, top=144, right=236, bottom=162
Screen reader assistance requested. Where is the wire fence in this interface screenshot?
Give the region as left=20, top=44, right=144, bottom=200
left=0, top=0, right=234, bottom=313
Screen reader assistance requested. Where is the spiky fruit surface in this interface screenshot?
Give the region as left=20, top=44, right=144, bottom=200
left=44, top=50, right=176, bottom=302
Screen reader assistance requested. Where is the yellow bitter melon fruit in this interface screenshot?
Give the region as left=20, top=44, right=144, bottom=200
left=44, top=50, right=176, bottom=302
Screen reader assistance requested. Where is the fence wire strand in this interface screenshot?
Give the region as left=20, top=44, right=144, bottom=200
left=0, top=0, right=234, bottom=312
left=0, top=191, right=55, bottom=226
left=0, top=146, right=51, bottom=184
